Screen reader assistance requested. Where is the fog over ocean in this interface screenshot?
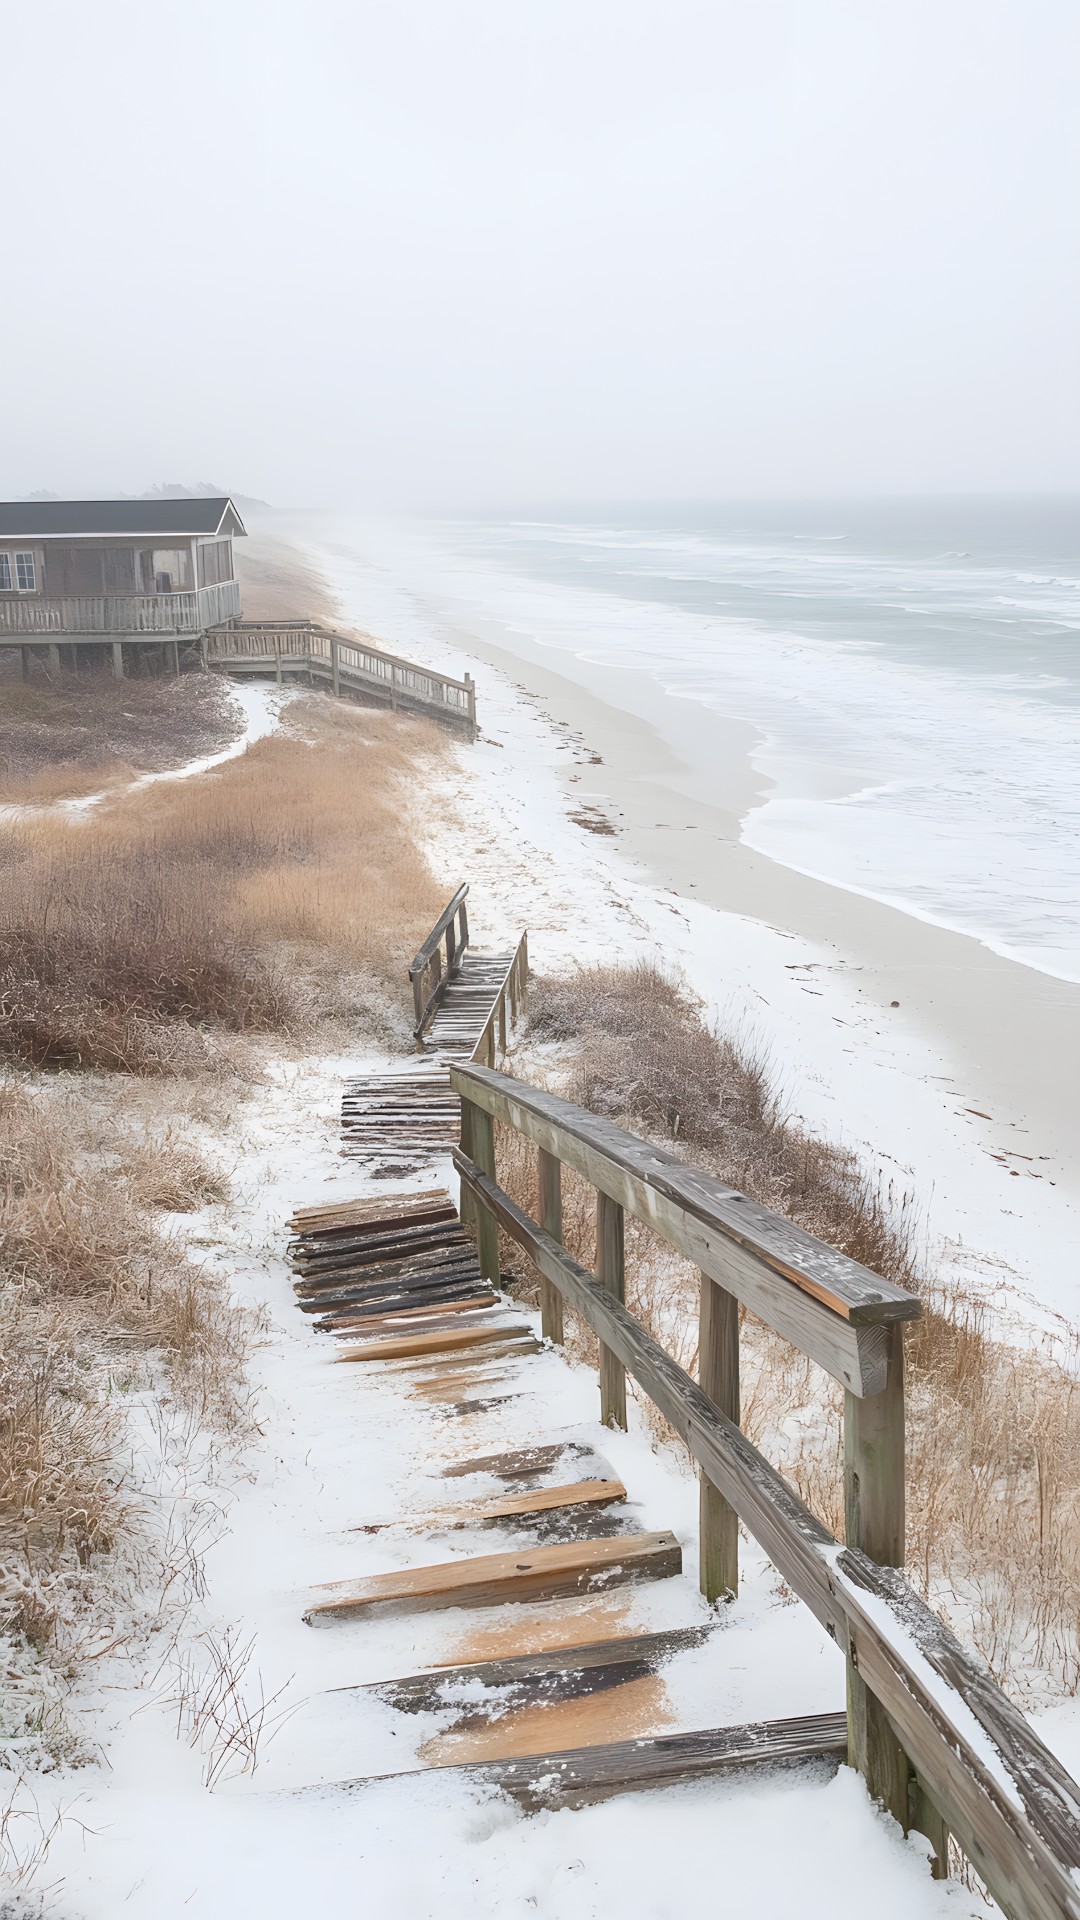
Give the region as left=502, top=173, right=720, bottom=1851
left=350, top=498, right=1080, bottom=983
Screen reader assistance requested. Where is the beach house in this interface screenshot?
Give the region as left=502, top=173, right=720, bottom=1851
left=0, top=496, right=247, bottom=676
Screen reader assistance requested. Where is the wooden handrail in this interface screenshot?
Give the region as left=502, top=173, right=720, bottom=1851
left=209, top=621, right=474, bottom=695
left=469, top=934, right=529, bottom=1069
left=408, top=886, right=470, bottom=1040
left=450, top=1068, right=1080, bottom=1918
left=410, top=885, right=470, bottom=977
left=449, top=1064, right=915, bottom=1396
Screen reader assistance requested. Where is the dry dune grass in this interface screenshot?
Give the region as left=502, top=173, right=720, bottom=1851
left=496, top=963, right=1080, bottom=1694
left=0, top=668, right=240, bottom=802
left=0, top=695, right=448, bottom=1069
left=0, top=1076, right=252, bottom=1669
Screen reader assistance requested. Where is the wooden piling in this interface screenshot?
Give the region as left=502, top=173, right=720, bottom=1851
left=470, top=1104, right=500, bottom=1287
left=596, top=1191, right=626, bottom=1429
left=698, top=1277, right=739, bottom=1601
left=844, top=1325, right=923, bottom=1834
left=537, top=1148, right=564, bottom=1345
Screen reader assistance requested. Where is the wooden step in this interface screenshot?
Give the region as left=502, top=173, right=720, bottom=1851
left=442, top=1441, right=598, bottom=1483
left=316, top=1297, right=500, bottom=1337
left=332, top=1322, right=532, bottom=1364
left=354, top=1478, right=627, bottom=1534
left=303, top=1530, right=682, bottom=1624
left=398, top=1338, right=544, bottom=1385
left=346, top=1625, right=712, bottom=1716
left=323, top=1712, right=848, bottom=1807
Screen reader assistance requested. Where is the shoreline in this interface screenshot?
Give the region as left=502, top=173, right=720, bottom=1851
left=292, top=519, right=1080, bottom=1333
left=458, top=622, right=1080, bottom=1184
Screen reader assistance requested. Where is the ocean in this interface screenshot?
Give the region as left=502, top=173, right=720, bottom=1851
left=327, top=497, right=1080, bottom=982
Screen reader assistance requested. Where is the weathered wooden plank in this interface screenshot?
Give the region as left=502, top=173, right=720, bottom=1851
left=342, top=1334, right=542, bottom=1375
left=344, top=1625, right=714, bottom=1711
left=332, top=1322, right=531, bottom=1364
left=450, top=1069, right=913, bottom=1395
left=317, top=1302, right=512, bottom=1339
left=353, top=1479, right=628, bottom=1535
left=295, top=1251, right=481, bottom=1298
left=326, top=1712, right=849, bottom=1808
left=441, top=1440, right=597, bottom=1481
left=303, top=1530, right=682, bottom=1624
left=290, top=1219, right=468, bottom=1269
left=300, top=1276, right=491, bottom=1319
left=288, top=1194, right=454, bottom=1235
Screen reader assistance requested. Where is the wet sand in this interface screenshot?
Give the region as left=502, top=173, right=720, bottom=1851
left=457, top=626, right=1080, bottom=1198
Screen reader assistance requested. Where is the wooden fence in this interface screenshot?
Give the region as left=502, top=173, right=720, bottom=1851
left=449, top=1061, right=1080, bottom=1920
left=206, top=620, right=477, bottom=733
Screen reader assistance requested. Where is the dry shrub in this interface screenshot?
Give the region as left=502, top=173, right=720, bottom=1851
left=530, top=962, right=917, bottom=1286
left=0, top=1080, right=250, bottom=1430
left=0, top=696, right=447, bottom=1071
left=0, top=668, right=240, bottom=800
left=123, top=1139, right=229, bottom=1213
left=499, top=963, right=1080, bottom=1692
left=0, top=1297, right=123, bottom=1588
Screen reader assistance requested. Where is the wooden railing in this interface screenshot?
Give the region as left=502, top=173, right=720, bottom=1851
left=0, top=582, right=239, bottom=637
left=470, top=933, right=529, bottom=1068
left=450, top=1062, right=1080, bottom=1920
left=206, top=621, right=477, bottom=732
left=409, top=885, right=471, bottom=1039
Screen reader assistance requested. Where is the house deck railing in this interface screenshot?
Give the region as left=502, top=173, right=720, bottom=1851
left=0, top=581, right=240, bottom=637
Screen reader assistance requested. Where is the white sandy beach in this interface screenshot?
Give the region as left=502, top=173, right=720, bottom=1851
left=289, top=518, right=1080, bottom=1341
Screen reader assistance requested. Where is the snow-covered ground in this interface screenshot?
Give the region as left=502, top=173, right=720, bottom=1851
left=4, top=665, right=1070, bottom=1915
left=8, top=1048, right=980, bottom=1919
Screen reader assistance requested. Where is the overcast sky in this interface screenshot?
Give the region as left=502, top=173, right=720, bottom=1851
left=3, top=0, right=1077, bottom=509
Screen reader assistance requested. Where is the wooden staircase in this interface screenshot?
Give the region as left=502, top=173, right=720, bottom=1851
left=285, top=1181, right=848, bottom=1801
left=341, top=886, right=527, bottom=1166
left=287, top=894, right=850, bottom=1806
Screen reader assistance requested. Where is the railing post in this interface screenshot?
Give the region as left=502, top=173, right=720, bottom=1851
left=698, top=1276, right=739, bottom=1602
left=596, top=1191, right=626, bottom=1429
left=275, top=636, right=282, bottom=686
left=459, top=900, right=469, bottom=954
left=844, top=1325, right=940, bottom=1853
left=331, top=636, right=340, bottom=697
left=497, top=989, right=508, bottom=1057
left=537, top=1149, right=564, bottom=1345
left=390, top=663, right=398, bottom=710
left=469, top=1103, right=500, bottom=1287
left=465, top=671, right=476, bottom=734
left=445, top=917, right=457, bottom=976
left=459, top=1095, right=475, bottom=1229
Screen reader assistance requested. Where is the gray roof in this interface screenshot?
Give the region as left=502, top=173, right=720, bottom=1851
left=0, top=498, right=247, bottom=539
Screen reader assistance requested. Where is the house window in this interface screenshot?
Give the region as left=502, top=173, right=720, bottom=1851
left=15, top=552, right=37, bottom=592
left=0, top=554, right=11, bottom=590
